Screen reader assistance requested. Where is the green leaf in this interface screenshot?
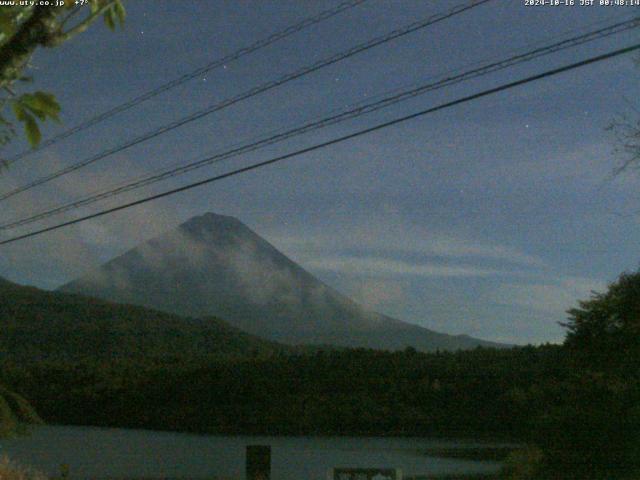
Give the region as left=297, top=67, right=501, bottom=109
left=20, top=94, right=47, bottom=120
left=11, top=101, right=26, bottom=121
left=102, top=1, right=125, bottom=31
left=16, top=92, right=61, bottom=123
left=104, top=9, right=116, bottom=31
left=114, top=1, right=126, bottom=24
left=32, top=91, right=61, bottom=121
left=23, top=113, right=40, bottom=147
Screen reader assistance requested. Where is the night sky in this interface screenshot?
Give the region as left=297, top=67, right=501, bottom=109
left=1, top=0, right=639, bottom=344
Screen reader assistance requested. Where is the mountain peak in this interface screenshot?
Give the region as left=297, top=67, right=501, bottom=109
left=60, top=213, right=504, bottom=352
left=191, top=212, right=240, bottom=224
left=179, top=212, right=245, bottom=237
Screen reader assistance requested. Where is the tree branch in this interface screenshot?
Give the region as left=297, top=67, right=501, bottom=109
left=54, top=0, right=118, bottom=45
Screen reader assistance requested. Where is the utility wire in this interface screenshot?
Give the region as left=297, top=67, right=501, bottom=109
left=1, top=42, right=638, bottom=247
left=8, top=9, right=629, bottom=222
left=2, top=0, right=370, bottom=166
left=2, top=16, right=637, bottom=231
left=0, top=0, right=492, bottom=203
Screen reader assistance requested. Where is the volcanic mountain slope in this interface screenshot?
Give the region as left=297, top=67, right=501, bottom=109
left=60, top=213, right=504, bottom=351
left=0, top=275, right=283, bottom=362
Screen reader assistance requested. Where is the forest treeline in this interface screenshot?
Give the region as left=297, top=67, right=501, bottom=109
left=0, top=345, right=565, bottom=438
left=1, top=270, right=639, bottom=479
left=1, top=342, right=638, bottom=479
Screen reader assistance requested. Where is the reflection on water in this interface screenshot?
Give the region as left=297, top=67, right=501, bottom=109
left=0, top=426, right=504, bottom=479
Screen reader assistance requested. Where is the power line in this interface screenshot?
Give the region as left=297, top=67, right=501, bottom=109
left=2, top=0, right=370, bottom=166
left=0, top=0, right=492, bottom=203
left=7, top=11, right=629, bottom=225
left=1, top=42, right=637, bottom=247
left=2, top=16, right=638, bottom=231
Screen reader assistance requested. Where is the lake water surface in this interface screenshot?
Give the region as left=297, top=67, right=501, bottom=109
left=0, top=426, right=505, bottom=479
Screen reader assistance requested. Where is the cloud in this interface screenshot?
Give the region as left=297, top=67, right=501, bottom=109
left=304, top=255, right=505, bottom=278
left=222, top=234, right=303, bottom=307
left=261, top=215, right=545, bottom=285
left=0, top=151, right=184, bottom=287
left=491, top=275, right=608, bottom=315
left=266, top=218, right=545, bottom=269
left=347, top=278, right=406, bottom=310
left=123, top=220, right=313, bottom=309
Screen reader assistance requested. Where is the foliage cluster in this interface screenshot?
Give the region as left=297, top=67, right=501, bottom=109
left=0, top=456, right=46, bottom=480
left=501, top=270, right=640, bottom=479
left=0, top=1, right=124, bottom=153
left=0, top=384, right=42, bottom=437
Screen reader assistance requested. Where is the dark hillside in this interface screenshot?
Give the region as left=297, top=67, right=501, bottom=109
left=0, top=277, right=284, bottom=362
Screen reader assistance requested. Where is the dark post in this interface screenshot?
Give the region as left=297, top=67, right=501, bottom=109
left=246, top=445, right=271, bottom=480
